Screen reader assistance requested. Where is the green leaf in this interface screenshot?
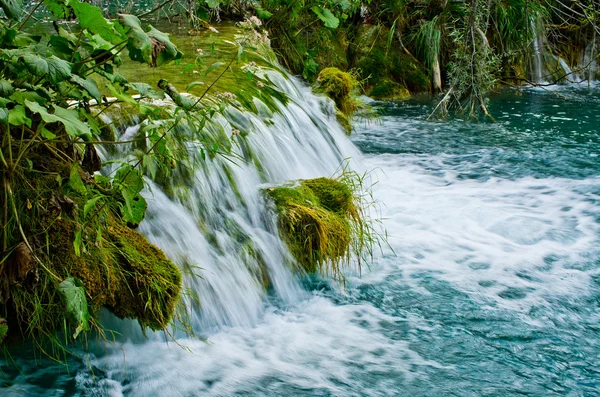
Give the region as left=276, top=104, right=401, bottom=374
left=0, top=0, right=22, bottom=21
left=121, top=191, right=147, bottom=227
left=73, top=228, right=82, bottom=256
left=120, top=14, right=152, bottom=64
left=25, top=100, right=91, bottom=139
left=71, top=0, right=123, bottom=44
left=46, top=56, right=72, bottom=83
left=49, top=35, right=73, bottom=56
left=106, top=82, right=137, bottom=105
left=41, top=128, right=56, bottom=139
left=20, top=53, right=72, bottom=83
left=205, top=0, right=219, bottom=8
left=8, top=105, right=30, bottom=127
left=57, top=277, right=90, bottom=339
left=115, top=165, right=144, bottom=195
left=71, top=75, right=101, bottom=102
left=43, top=0, right=68, bottom=19
left=0, top=80, right=13, bottom=97
left=255, top=8, right=272, bottom=19
left=186, top=81, right=205, bottom=91
left=84, top=195, right=103, bottom=218
left=0, top=108, right=8, bottom=124
left=147, top=26, right=183, bottom=66
left=204, top=61, right=225, bottom=77
left=311, top=6, right=339, bottom=29
left=69, top=165, right=87, bottom=194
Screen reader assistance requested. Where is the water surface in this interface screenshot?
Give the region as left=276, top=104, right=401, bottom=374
left=2, top=87, right=600, bottom=396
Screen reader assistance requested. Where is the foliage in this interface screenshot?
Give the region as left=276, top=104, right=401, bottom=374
left=0, top=0, right=263, bottom=355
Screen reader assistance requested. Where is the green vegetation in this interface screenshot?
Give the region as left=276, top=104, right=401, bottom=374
left=264, top=170, right=383, bottom=282
left=0, top=0, right=269, bottom=356
left=161, top=0, right=600, bottom=118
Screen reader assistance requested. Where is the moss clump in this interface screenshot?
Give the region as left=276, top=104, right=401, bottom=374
left=1, top=149, right=182, bottom=348
left=265, top=177, right=361, bottom=278
left=315, top=67, right=359, bottom=115
left=335, top=110, right=352, bottom=135
left=106, top=223, right=182, bottom=331
left=370, top=80, right=411, bottom=101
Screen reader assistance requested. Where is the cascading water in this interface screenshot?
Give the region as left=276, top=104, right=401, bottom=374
left=103, top=70, right=362, bottom=336
left=530, top=20, right=545, bottom=83
left=577, top=42, right=599, bottom=82
left=3, top=43, right=600, bottom=397
left=552, top=54, right=581, bottom=83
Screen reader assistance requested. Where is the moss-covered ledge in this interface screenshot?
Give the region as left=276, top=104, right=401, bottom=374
left=264, top=175, right=375, bottom=281
left=0, top=151, right=182, bottom=348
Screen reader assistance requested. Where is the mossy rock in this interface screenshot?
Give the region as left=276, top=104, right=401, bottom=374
left=105, top=223, right=182, bottom=331
left=1, top=148, right=182, bottom=346
left=315, top=67, right=358, bottom=115
left=264, top=177, right=359, bottom=277
left=370, top=80, right=411, bottom=101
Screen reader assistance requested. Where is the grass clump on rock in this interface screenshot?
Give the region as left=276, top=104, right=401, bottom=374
left=265, top=171, right=381, bottom=281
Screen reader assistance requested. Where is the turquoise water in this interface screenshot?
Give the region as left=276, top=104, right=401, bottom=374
left=2, top=87, right=600, bottom=396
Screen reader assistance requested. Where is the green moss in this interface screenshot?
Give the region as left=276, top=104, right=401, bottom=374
left=264, top=177, right=359, bottom=278
left=335, top=110, right=352, bottom=135
left=370, top=80, right=411, bottom=101
left=315, top=67, right=358, bottom=115
left=1, top=148, right=182, bottom=347
left=106, top=223, right=182, bottom=331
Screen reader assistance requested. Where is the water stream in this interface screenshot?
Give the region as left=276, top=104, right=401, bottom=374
left=2, top=79, right=600, bottom=395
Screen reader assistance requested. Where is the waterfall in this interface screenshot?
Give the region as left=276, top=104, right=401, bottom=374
left=530, top=20, right=545, bottom=83
left=577, top=42, right=598, bottom=82
left=552, top=55, right=581, bottom=83
left=103, top=71, right=362, bottom=337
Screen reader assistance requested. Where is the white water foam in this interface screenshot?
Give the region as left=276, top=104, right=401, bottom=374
left=361, top=153, right=600, bottom=312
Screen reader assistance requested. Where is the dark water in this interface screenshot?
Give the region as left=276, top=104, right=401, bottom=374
left=2, top=87, right=600, bottom=396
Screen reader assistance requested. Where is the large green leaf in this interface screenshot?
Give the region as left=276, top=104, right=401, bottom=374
left=43, top=0, right=68, bottom=18
left=120, top=14, right=152, bottom=64
left=71, top=75, right=101, bottom=102
left=71, top=0, right=123, bottom=44
left=47, top=56, right=72, bottom=83
left=121, top=190, right=147, bottom=227
left=0, top=0, right=22, bottom=21
left=147, top=26, right=183, bottom=66
left=8, top=105, right=30, bottom=127
left=25, top=100, right=91, bottom=139
left=0, top=79, right=13, bottom=97
left=20, top=53, right=72, bottom=83
left=311, top=6, right=339, bottom=29
left=115, top=165, right=144, bottom=195
left=57, top=277, right=90, bottom=339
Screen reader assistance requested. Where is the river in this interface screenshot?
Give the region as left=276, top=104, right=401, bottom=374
left=2, top=81, right=599, bottom=396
